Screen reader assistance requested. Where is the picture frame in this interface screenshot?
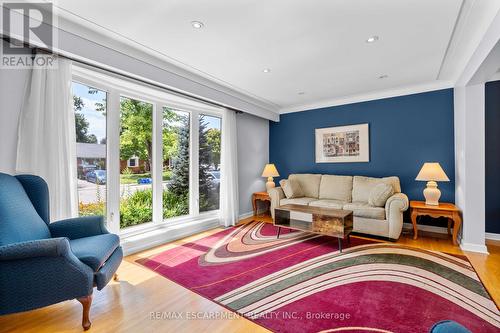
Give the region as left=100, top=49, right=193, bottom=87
left=315, top=123, right=369, bottom=163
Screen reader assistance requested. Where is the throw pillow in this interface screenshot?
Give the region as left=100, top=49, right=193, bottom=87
left=280, top=178, right=304, bottom=198
left=368, top=183, right=394, bottom=207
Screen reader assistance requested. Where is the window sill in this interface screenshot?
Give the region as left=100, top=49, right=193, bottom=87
left=119, top=210, right=220, bottom=238
left=119, top=213, right=221, bottom=255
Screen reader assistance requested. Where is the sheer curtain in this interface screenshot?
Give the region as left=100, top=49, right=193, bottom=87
left=16, top=55, right=77, bottom=221
left=220, top=109, right=239, bottom=227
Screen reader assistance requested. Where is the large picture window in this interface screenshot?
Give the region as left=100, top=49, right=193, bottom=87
left=163, top=108, right=190, bottom=219
left=119, top=97, right=154, bottom=228
left=199, top=114, right=221, bottom=212
left=72, top=66, right=223, bottom=233
left=72, top=82, right=107, bottom=218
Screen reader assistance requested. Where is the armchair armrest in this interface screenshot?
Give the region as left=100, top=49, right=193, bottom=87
left=268, top=187, right=285, bottom=219
left=0, top=238, right=71, bottom=261
left=0, top=238, right=94, bottom=315
left=49, top=215, right=108, bottom=240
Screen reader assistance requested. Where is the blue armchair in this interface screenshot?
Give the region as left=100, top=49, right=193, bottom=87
left=0, top=173, right=123, bottom=330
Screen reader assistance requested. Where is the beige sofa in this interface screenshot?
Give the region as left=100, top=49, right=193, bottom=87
left=268, top=174, right=409, bottom=240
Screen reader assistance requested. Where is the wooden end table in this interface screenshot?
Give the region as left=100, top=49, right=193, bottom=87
left=252, top=191, right=271, bottom=216
left=410, top=200, right=462, bottom=245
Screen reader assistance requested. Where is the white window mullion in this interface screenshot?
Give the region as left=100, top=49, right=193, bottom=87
left=190, top=111, right=200, bottom=216
left=152, top=103, right=163, bottom=223
left=106, top=89, right=120, bottom=234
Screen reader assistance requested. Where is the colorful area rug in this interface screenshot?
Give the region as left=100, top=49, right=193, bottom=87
left=137, top=221, right=500, bottom=333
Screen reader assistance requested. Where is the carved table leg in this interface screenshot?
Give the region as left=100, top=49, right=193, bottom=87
left=411, top=210, right=419, bottom=240
left=252, top=196, right=257, bottom=216
left=452, top=211, right=462, bottom=246
left=77, top=294, right=93, bottom=330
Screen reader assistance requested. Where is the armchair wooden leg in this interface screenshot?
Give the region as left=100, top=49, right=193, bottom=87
left=77, top=294, right=93, bottom=331
left=113, top=273, right=119, bottom=281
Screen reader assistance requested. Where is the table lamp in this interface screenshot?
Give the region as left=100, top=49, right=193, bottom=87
left=261, top=164, right=280, bottom=191
left=415, top=162, right=450, bottom=206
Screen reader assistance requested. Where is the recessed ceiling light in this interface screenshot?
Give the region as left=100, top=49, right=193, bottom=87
left=263, top=68, right=271, bottom=73
left=378, top=74, right=388, bottom=79
left=191, top=21, right=204, bottom=29
left=366, top=36, right=379, bottom=43
left=298, top=92, right=305, bottom=95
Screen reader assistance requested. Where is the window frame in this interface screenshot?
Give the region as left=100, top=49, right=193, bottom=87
left=72, top=65, right=224, bottom=235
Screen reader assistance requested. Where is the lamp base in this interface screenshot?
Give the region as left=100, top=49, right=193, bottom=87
left=265, top=177, right=275, bottom=191
left=423, top=181, right=441, bottom=206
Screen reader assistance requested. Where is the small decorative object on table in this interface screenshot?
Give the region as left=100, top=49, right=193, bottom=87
left=261, top=163, right=280, bottom=191
left=415, top=162, right=450, bottom=205
left=252, top=191, right=271, bottom=216
left=410, top=200, right=462, bottom=245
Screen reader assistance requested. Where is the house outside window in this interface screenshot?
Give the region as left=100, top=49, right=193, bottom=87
left=127, top=157, right=139, bottom=168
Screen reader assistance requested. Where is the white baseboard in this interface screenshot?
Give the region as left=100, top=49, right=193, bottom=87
left=403, top=223, right=448, bottom=234
left=460, top=242, right=489, bottom=254
left=239, top=211, right=254, bottom=220
left=485, top=232, right=500, bottom=241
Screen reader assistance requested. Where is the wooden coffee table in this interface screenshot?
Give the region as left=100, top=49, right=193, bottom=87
left=274, top=204, right=353, bottom=252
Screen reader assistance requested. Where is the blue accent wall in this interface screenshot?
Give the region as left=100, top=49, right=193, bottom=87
left=270, top=89, right=455, bottom=204
left=485, top=80, right=500, bottom=234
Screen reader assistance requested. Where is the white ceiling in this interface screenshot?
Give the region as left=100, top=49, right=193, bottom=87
left=53, top=0, right=499, bottom=114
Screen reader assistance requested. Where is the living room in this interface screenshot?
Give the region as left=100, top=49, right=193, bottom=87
left=0, top=1, right=499, bottom=333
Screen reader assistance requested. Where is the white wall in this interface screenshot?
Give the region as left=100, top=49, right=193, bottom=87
left=0, top=42, right=30, bottom=174
left=454, top=84, right=487, bottom=253
left=236, top=113, right=269, bottom=216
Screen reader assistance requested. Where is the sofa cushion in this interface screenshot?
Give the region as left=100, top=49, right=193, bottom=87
left=319, top=175, right=353, bottom=202
left=309, top=199, right=346, bottom=209
left=368, top=183, right=394, bottom=207
left=289, top=174, right=322, bottom=198
left=279, top=179, right=304, bottom=199
left=70, top=234, right=120, bottom=272
left=352, top=176, right=401, bottom=203
left=280, top=197, right=317, bottom=206
left=343, top=202, right=386, bottom=220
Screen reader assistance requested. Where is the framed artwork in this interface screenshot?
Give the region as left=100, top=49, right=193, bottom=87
left=315, top=123, right=369, bottom=163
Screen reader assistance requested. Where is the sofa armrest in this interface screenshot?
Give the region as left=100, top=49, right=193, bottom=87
left=268, top=187, right=285, bottom=219
left=49, top=215, right=108, bottom=240
left=385, top=193, right=409, bottom=239
left=385, top=193, right=409, bottom=213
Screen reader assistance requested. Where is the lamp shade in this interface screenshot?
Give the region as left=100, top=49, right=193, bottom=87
left=415, top=162, right=450, bottom=182
left=261, top=164, right=279, bottom=178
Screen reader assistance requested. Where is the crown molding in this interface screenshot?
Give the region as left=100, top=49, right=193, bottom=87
left=279, top=80, right=454, bottom=114
left=488, top=71, right=500, bottom=83
left=41, top=8, right=281, bottom=121
left=456, top=8, right=500, bottom=86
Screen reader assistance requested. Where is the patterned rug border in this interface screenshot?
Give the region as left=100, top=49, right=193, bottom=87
left=135, top=221, right=499, bottom=332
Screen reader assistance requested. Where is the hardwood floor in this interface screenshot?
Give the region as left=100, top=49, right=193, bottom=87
left=1, top=215, right=498, bottom=333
